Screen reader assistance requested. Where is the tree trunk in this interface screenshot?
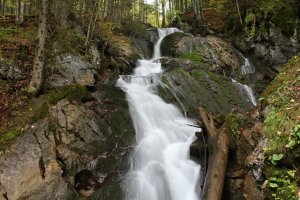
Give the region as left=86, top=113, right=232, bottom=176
left=161, top=0, right=166, bottom=27
left=236, top=0, right=243, bottom=25
left=199, top=107, right=229, bottom=200
left=28, top=0, right=48, bottom=94
left=84, top=0, right=99, bottom=46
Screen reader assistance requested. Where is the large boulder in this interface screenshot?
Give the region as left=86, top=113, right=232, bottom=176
left=159, top=58, right=253, bottom=118
left=0, top=120, right=69, bottom=200
left=206, top=35, right=242, bottom=70
left=0, top=84, right=135, bottom=199
left=48, top=54, right=98, bottom=87
left=161, top=33, right=242, bottom=75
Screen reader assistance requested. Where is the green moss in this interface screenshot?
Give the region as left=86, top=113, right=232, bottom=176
left=31, top=103, right=49, bottom=123
left=179, top=53, right=203, bottom=65
left=264, top=166, right=299, bottom=200
left=46, top=85, right=94, bottom=104
left=224, top=113, right=248, bottom=136
left=262, top=55, right=300, bottom=154
left=0, top=128, right=23, bottom=144
left=261, top=54, right=300, bottom=199
left=0, top=26, right=37, bottom=43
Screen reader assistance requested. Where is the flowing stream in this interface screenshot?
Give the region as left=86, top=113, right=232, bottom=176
left=117, top=28, right=201, bottom=200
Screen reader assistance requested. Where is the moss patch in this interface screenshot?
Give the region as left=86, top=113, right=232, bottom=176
left=46, top=85, right=94, bottom=105
left=0, top=127, right=22, bottom=144
left=261, top=54, right=300, bottom=199
left=179, top=53, right=203, bottom=65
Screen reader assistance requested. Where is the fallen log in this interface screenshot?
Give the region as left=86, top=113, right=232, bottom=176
left=199, top=107, right=229, bottom=200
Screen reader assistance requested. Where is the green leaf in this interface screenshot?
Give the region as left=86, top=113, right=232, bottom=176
left=287, top=170, right=296, bottom=178
left=270, top=182, right=278, bottom=188
left=272, top=154, right=284, bottom=161
left=286, top=140, right=296, bottom=149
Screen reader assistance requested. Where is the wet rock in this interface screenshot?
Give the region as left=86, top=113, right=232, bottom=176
left=159, top=61, right=252, bottom=117
left=206, top=35, right=242, bottom=71
left=0, top=58, right=24, bottom=80
left=75, top=169, right=100, bottom=198
left=254, top=43, right=269, bottom=59
left=269, top=45, right=287, bottom=67
left=160, top=57, right=202, bottom=72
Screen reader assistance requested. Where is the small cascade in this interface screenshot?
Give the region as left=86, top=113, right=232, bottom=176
left=117, top=28, right=201, bottom=200
left=232, top=79, right=257, bottom=106
left=236, top=50, right=256, bottom=75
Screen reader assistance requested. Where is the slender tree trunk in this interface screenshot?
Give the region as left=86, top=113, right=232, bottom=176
left=28, top=0, right=48, bottom=94
left=162, top=0, right=166, bottom=27
left=84, top=0, right=99, bottom=46
left=236, top=0, right=243, bottom=25
left=20, top=0, right=25, bottom=24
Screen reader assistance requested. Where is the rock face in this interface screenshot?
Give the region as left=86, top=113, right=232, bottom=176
left=234, top=25, right=300, bottom=71
left=0, top=58, right=24, bottom=80
left=0, top=121, right=69, bottom=200
left=223, top=111, right=266, bottom=200
left=0, top=85, right=135, bottom=200
left=47, top=53, right=99, bottom=88
left=159, top=58, right=253, bottom=118
left=161, top=33, right=242, bottom=76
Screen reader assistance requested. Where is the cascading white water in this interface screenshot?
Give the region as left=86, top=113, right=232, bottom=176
left=236, top=50, right=256, bottom=75
left=232, top=79, right=257, bottom=106
left=117, top=28, right=201, bottom=200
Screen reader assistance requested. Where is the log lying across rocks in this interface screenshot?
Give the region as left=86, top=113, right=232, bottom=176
left=199, top=107, right=229, bottom=200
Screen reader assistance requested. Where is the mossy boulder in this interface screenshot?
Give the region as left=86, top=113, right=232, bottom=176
left=159, top=59, right=252, bottom=118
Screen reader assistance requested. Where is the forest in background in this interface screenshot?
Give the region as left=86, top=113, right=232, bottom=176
left=0, top=0, right=300, bottom=200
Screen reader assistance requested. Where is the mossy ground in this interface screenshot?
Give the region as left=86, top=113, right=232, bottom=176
left=261, top=54, right=300, bottom=199
left=179, top=53, right=203, bottom=65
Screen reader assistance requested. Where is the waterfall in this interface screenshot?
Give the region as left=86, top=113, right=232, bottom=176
left=236, top=50, right=256, bottom=75
left=232, top=79, right=257, bottom=106
left=117, top=28, right=201, bottom=200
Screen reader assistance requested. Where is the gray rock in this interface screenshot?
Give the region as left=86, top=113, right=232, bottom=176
left=269, top=45, right=287, bottom=66
left=254, top=43, right=269, bottom=59
left=54, top=54, right=97, bottom=86
left=47, top=74, right=69, bottom=88
left=0, top=120, right=69, bottom=200
left=0, top=58, right=24, bottom=80
left=89, top=44, right=101, bottom=68
left=269, top=26, right=285, bottom=45
left=206, top=35, right=242, bottom=70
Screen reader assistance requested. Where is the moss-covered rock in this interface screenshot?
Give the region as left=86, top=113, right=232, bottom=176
left=159, top=60, right=252, bottom=118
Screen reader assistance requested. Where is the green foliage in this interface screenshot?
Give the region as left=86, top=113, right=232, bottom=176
left=31, top=103, right=49, bottom=123
left=269, top=153, right=284, bottom=165
left=224, top=113, right=247, bottom=136
left=285, top=124, right=300, bottom=149
left=267, top=168, right=298, bottom=200
left=0, top=26, right=37, bottom=43
left=244, top=12, right=256, bottom=38
left=262, top=54, right=300, bottom=199
left=46, top=85, right=94, bottom=105
left=119, top=20, right=149, bottom=38
left=0, top=128, right=22, bottom=144
left=179, top=53, right=203, bottom=65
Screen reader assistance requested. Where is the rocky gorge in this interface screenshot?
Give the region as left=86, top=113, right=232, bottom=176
left=0, top=12, right=299, bottom=200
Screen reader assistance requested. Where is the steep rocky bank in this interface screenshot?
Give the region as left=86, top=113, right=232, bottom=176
left=0, top=17, right=299, bottom=200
